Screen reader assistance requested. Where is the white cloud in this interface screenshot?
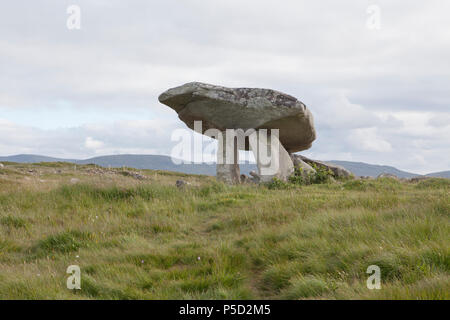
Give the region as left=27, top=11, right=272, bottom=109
left=314, top=92, right=381, bottom=130
left=348, top=127, right=392, bottom=152
left=0, top=118, right=184, bottom=159
left=84, top=137, right=104, bottom=150
left=428, top=113, right=450, bottom=127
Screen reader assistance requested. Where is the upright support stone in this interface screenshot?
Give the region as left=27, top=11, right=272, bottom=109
left=275, top=142, right=295, bottom=181
left=248, top=131, right=294, bottom=183
left=216, top=131, right=240, bottom=184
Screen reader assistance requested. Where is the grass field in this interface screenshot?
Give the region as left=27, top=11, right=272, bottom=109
left=0, top=162, right=448, bottom=299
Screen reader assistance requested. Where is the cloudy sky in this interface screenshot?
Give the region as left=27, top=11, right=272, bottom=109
left=1, top=0, right=449, bottom=174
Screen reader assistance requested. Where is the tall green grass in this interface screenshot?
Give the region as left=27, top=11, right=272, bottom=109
left=0, top=164, right=448, bottom=299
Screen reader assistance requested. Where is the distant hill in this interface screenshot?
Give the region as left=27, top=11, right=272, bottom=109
left=328, top=160, right=418, bottom=178
left=426, top=171, right=450, bottom=178
left=77, top=154, right=217, bottom=175
left=0, top=154, right=256, bottom=176
left=0, top=154, right=448, bottom=178
left=0, top=154, right=75, bottom=163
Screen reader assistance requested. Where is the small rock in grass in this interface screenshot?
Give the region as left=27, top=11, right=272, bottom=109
left=249, top=171, right=261, bottom=183
left=240, top=174, right=249, bottom=184
left=377, top=173, right=398, bottom=179
left=120, top=171, right=146, bottom=180
left=176, top=180, right=190, bottom=188
left=409, top=176, right=431, bottom=183
left=130, top=172, right=146, bottom=180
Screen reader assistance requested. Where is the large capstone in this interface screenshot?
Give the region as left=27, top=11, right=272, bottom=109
left=159, top=82, right=316, bottom=153
left=159, top=82, right=316, bottom=183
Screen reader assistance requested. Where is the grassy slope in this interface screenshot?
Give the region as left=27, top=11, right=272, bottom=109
left=0, top=163, right=448, bottom=300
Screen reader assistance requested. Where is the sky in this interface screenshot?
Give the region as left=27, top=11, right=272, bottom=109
left=0, top=0, right=449, bottom=174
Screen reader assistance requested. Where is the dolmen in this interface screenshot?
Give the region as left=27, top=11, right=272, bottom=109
left=159, top=82, right=317, bottom=184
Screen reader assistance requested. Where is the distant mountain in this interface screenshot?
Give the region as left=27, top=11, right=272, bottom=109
left=0, top=154, right=76, bottom=163
left=328, top=160, right=418, bottom=178
left=0, top=154, right=448, bottom=178
left=0, top=154, right=256, bottom=176
left=77, top=154, right=215, bottom=175
left=426, top=171, right=450, bottom=178
left=75, top=154, right=258, bottom=176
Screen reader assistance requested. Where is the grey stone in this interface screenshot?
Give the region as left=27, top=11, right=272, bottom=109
left=176, top=180, right=191, bottom=188
left=295, top=155, right=353, bottom=178
left=159, top=82, right=316, bottom=153
left=290, top=154, right=316, bottom=177
left=409, top=176, right=431, bottom=183
left=240, top=174, right=249, bottom=183
left=377, top=173, right=398, bottom=179
left=129, top=172, right=146, bottom=180
left=249, top=170, right=261, bottom=183
left=120, top=171, right=146, bottom=180
left=216, top=130, right=241, bottom=184
left=247, top=130, right=294, bottom=183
